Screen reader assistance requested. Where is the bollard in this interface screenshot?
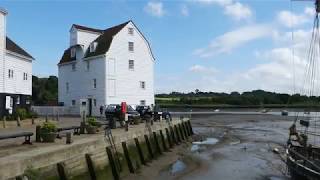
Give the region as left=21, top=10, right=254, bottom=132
left=17, top=116, right=21, bottom=127
left=36, top=125, right=41, bottom=142
left=80, top=122, right=86, bottom=134
left=31, top=116, right=35, bottom=125
left=66, top=132, right=72, bottom=144
left=2, top=116, right=6, bottom=128
left=45, top=114, right=48, bottom=122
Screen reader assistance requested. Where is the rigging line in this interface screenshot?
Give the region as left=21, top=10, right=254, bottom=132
left=291, top=0, right=297, bottom=95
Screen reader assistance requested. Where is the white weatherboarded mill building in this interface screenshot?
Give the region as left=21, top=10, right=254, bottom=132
left=58, top=21, right=155, bottom=116
left=0, top=8, right=34, bottom=117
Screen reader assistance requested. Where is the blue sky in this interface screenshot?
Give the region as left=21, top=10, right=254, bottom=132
left=1, top=0, right=316, bottom=93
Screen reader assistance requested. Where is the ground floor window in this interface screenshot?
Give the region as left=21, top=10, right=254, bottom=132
left=93, top=99, right=97, bottom=107
left=140, top=100, right=146, bottom=105
left=72, top=100, right=76, bottom=106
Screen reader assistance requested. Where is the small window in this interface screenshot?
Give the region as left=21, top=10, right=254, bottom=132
left=72, top=100, right=76, bottom=106
left=86, top=61, right=90, bottom=71
left=128, top=27, right=134, bottom=35
left=23, top=73, right=28, bottom=80
left=71, top=47, right=76, bottom=58
left=8, top=70, right=10, bottom=78
left=93, top=99, right=97, bottom=107
left=140, top=81, right=145, bottom=89
left=16, top=96, right=20, bottom=105
left=128, top=42, right=134, bottom=52
left=140, top=100, right=146, bottom=105
left=90, top=42, right=97, bottom=52
left=72, top=63, right=76, bottom=71
left=129, top=60, right=134, bottom=70
left=93, top=79, right=97, bottom=89
left=66, top=82, right=69, bottom=93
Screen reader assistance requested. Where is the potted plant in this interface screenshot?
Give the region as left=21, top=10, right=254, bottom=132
left=86, top=117, right=98, bottom=134
left=40, top=122, right=57, bottom=142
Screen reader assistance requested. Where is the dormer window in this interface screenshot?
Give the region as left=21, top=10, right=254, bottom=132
left=90, top=42, right=97, bottom=53
left=128, top=27, right=134, bottom=35
left=71, top=47, right=76, bottom=58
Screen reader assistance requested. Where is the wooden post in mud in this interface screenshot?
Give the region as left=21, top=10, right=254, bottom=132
left=188, top=120, right=194, bottom=135
left=57, top=162, right=68, bottom=180
left=2, top=116, right=6, bottom=128
left=165, top=128, right=173, bottom=148
left=178, top=124, right=185, bottom=141
left=184, top=121, right=190, bottom=136
left=106, top=147, right=120, bottom=180
left=85, top=153, right=97, bottom=180
left=144, top=134, right=154, bottom=159
left=134, top=138, right=146, bottom=165
left=160, top=130, right=168, bottom=152
left=153, top=131, right=162, bottom=155
left=170, top=126, right=178, bottom=145
left=182, top=122, right=188, bottom=138
left=122, top=141, right=135, bottom=173
left=174, top=125, right=181, bottom=143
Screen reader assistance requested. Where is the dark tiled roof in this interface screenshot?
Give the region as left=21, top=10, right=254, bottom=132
left=72, top=24, right=104, bottom=34
left=84, top=21, right=130, bottom=58
left=58, top=44, right=81, bottom=64
left=6, top=37, right=34, bottom=59
left=59, top=21, right=129, bottom=64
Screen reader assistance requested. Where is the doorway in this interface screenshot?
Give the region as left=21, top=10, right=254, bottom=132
left=88, top=98, right=92, bottom=116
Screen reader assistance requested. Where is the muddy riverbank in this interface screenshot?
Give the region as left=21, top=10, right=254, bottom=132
left=124, top=114, right=293, bottom=180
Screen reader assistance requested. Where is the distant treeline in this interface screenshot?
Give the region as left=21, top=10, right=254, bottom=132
left=156, top=89, right=320, bottom=107
left=32, top=75, right=58, bottom=105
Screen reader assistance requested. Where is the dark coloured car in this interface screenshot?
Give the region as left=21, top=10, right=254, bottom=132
left=105, top=104, right=140, bottom=128
left=136, top=105, right=153, bottom=119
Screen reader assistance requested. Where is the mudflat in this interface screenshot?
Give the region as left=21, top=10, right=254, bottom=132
left=124, top=113, right=293, bottom=180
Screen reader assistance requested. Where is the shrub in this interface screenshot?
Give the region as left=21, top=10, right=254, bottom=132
left=15, top=108, right=28, bottom=120
left=41, top=122, right=57, bottom=133
left=87, top=117, right=98, bottom=126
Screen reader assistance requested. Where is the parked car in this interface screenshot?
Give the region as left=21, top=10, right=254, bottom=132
left=105, top=104, right=140, bottom=128
left=136, top=105, right=153, bottom=119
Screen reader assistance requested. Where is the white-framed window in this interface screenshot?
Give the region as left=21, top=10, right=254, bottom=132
left=140, top=100, right=146, bottom=105
left=72, top=63, right=76, bottom=71
left=140, top=81, right=145, bottom=89
left=16, top=96, right=20, bottom=105
left=93, top=99, right=97, bottom=107
left=66, top=82, right=69, bottom=93
left=86, top=61, right=90, bottom=71
left=129, top=60, right=134, bottom=70
left=8, top=69, right=13, bottom=78
left=128, top=27, right=134, bottom=35
left=90, top=42, right=97, bottom=52
left=23, top=73, right=28, bottom=80
left=128, top=42, right=134, bottom=52
left=71, top=47, right=76, bottom=58
left=72, top=100, right=76, bottom=106
left=93, top=79, right=97, bottom=89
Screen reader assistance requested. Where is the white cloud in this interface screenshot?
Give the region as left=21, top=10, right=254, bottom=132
left=277, top=7, right=313, bottom=28
left=194, top=24, right=272, bottom=58
left=189, top=65, right=218, bottom=74
left=194, top=0, right=252, bottom=21
left=224, top=2, right=252, bottom=21
left=144, top=2, right=165, bottom=17
left=181, top=4, right=189, bottom=16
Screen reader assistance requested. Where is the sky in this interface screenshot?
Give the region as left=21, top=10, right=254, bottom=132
left=1, top=0, right=317, bottom=94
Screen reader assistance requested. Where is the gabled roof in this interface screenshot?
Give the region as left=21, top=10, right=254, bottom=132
left=58, top=44, right=81, bottom=64
left=71, top=24, right=104, bottom=34
left=6, top=37, right=34, bottom=60
left=84, top=21, right=130, bottom=58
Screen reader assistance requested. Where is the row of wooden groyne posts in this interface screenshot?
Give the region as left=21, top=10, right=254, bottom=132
left=8, top=119, right=193, bottom=180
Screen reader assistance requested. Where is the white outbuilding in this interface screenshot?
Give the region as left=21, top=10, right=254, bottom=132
left=58, top=20, right=155, bottom=116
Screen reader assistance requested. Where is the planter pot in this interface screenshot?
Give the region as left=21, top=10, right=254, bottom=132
left=86, top=126, right=98, bottom=134
left=41, top=132, right=57, bottom=143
